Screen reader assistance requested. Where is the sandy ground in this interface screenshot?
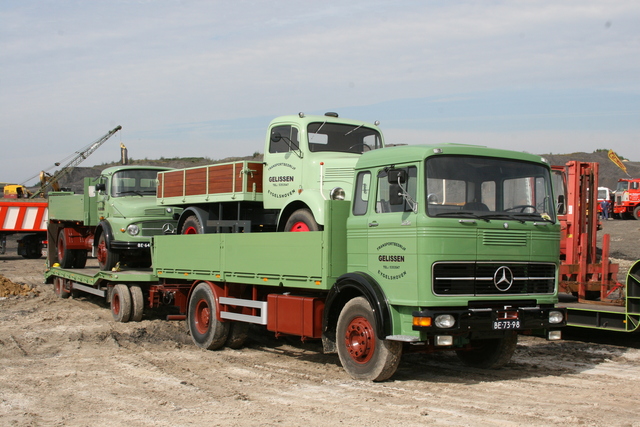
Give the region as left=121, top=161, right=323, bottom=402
left=2, top=220, right=640, bottom=427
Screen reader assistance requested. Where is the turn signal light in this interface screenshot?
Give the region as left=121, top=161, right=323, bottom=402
left=413, top=317, right=432, bottom=327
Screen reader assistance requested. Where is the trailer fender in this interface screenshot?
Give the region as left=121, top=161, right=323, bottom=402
left=322, top=272, right=392, bottom=353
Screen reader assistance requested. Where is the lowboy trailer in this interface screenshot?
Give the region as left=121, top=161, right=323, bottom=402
left=46, top=143, right=567, bottom=381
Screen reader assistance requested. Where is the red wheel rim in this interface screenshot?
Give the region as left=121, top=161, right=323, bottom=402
left=57, top=237, right=65, bottom=262
left=54, top=278, right=62, bottom=295
left=183, top=226, right=198, bottom=234
left=194, top=299, right=211, bottom=334
left=289, top=221, right=310, bottom=232
left=112, top=291, right=120, bottom=315
left=344, top=316, right=375, bottom=364
left=97, top=238, right=107, bottom=265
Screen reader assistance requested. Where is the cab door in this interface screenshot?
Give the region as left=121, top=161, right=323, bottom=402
left=263, top=123, right=304, bottom=210
left=366, top=166, right=419, bottom=304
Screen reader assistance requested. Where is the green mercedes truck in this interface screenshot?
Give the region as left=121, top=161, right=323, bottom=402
left=46, top=143, right=565, bottom=381
left=48, top=165, right=181, bottom=270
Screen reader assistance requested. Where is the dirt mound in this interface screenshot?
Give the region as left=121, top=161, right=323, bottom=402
left=544, top=151, right=640, bottom=190
left=0, top=274, right=39, bottom=297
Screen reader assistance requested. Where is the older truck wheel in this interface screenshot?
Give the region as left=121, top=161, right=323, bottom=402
left=111, top=284, right=132, bottom=323
left=181, top=215, right=203, bottom=234
left=455, top=331, right=518, bottom=369
left=53, top=277, right=70, bottom=299
left=336, top=297, right=402, bottom=381
left=284, top=208, right=320, bottom=232
left=188, top=282, right=230, bottom=350
left=129, top=285, right=144, bottom=322
left=57, top=229, right=75, bottom=268
left=97, top=233, right=119, bottom=271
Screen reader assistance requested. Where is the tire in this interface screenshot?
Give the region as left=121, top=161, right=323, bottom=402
left=53, top=277, right=70, bottom=299
left=97, top=233, right=119, bottom=271
left=129, top=285, right=145, bottom=322
left=225, top=322, right=250, bottom=349
left=181, top=215, right=203, bottom=234
left=634, top=205, right=640, bottom=221
left=336, top=297, right=402, bottom=381
left=57, top=229, right=75, bottom=268
left=188, top=282, right=229, bottom=350
left=455, top=331, right=518, bottom=369
left=284, top=208, right=320, bottom=232
left=111, top=284, right=132, bottom=323
left=72, top=250, right=87, bottom=268
left=21, top=235, right=42, bottom=259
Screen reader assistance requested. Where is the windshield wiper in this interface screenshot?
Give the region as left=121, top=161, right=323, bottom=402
left=434, top=211, right=490, bottom=222
left=477, top=213, right=526, bottom=224
left=511, top=213, right=555, bottom=223
left=119, top=190, right=144, bottom=197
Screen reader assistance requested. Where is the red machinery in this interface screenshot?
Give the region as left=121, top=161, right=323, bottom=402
left=552, top=161, right=621, bottom=302
left=613, top=178, right=640, bottom=220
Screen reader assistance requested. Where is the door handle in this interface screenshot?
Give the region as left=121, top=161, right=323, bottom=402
left=368, top=222, right=379, bottom=227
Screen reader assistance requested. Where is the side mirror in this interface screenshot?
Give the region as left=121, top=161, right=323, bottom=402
left=270, top=131, right=282, bottom=142
left=387, top=169, right=407, bottom=184
left=95, top=183, right=106, bottom=192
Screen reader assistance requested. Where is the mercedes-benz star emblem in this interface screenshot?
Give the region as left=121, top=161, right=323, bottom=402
left=162, top=223, right=176, bottom=234
left=493, top=266, right=514, bottom=291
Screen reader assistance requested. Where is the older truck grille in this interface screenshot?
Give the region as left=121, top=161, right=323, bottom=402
left=141, top=221, right=175, bottom=236
left=433, top=262, right=555, bottom=296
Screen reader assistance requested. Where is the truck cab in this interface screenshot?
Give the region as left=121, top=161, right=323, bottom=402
left=264, top=113, right=384, bottom=230
left=614, top=178, right=640, bottom=220
left=48, top=165, right=181, bottom=270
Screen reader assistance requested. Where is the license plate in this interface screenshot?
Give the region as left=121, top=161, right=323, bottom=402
left=493, top=320, right=521, bottom=330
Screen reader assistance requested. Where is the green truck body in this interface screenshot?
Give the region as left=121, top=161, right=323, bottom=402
left=45, top=142, right=566, bottom=381
left=157, top=113, right=384, bottom=233
left=47, top=165, right=181, bottom=271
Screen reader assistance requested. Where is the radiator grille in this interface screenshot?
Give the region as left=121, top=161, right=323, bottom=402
left=433, top=262, right=555, bottom=296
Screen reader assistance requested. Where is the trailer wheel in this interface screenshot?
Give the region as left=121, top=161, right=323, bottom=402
left=53, top=277, right=70, bottom=299
left=129, top=285, right=144, bottom=322
left=57, top=230, right=75, bottom=268
left=634, top=205, right=640, bottom=220
left=336, top=297, right=402, bottom=381
left=455, top=331, right=518, bottom=369
left=225, top=322, right=250, bottom=349
left=111, top=284, right=132, bottom=323
left=181, top=215, right=203, bottom=234
left=188, top=283, right=229, bottom=350
left=284, top=208, right=320, bottom=232
left=97, top=233, right=119, bottom=271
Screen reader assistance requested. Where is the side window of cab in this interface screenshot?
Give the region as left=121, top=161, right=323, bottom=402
left=353, top=171, right=372, bottom=215
left=269, top=125, right=300, bottom=154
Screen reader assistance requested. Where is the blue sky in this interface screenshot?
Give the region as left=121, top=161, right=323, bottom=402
left=1, top=1, right=638, bottom=184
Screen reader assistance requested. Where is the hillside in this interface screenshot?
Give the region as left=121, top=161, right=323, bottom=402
left=34, top=150, right=637, bottom=194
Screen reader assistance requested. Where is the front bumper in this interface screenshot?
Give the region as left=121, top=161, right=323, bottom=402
left=412, top=304, right=567, bottom=336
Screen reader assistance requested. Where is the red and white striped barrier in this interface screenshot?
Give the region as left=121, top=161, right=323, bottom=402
left=0, top=201, right=48, bottom=232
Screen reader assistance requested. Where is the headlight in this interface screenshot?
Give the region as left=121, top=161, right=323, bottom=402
left=435, top=314, right=456, bottom=328
left=166, top=207, right=173, bottom=213
left=548, top=310, right=564, bottom=324
left=330, top=187, right=346, bottom=200
left=127, top=224, right=140, bottom=236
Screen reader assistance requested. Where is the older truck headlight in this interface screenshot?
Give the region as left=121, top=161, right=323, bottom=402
left=126, top=224, right=140, bottom=236
left=330, top=187, right=346, bottom=200
left=549, top=310, right=564, bottom=324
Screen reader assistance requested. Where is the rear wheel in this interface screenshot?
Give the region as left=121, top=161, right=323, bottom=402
left=111, top=284, right=132, bottom=323
left=336, top=297, right=402, bottom=381
left=57, top=229, right=75, bottom=268
left=53, top=277, right=70, bottom=299
left=284, top=208, right=320, bottom=232
left=129, top=285, right=145, bottom=322
left=97, top=233, right=119, bottom=271
left=181, top=215, right=203, bottom=234
left=188, top=282, right=229, bottom=350
left=455, top=331, right=518, bottom=369
left=225, top=322, right=250, bottom=349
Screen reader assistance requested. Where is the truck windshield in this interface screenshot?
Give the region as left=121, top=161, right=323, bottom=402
left=307, top=122, right=383, bottom=154
left=111, top=170, right=159, bottom=197
left=426, top=155, right=555, bottom=223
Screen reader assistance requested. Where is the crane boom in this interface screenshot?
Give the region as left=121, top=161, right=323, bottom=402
left=30, top=125, right=122, bottom=198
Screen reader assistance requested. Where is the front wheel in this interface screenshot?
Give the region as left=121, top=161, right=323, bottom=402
left=284, top=208, right=320, bottom=232
left=634, top=205, right=640, bottom=220
left=336, top=297, right=402, bottom=381
left=97, top=233, right=119, bottom=271
left=455, top=331, right=518, bottom=369
left=188, top=282, right=229, bottom=350
left=181, top=215, right=203, bottom=234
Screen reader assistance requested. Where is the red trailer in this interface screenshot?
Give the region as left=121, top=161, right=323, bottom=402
left=0, top=199, right=48, bottom=258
